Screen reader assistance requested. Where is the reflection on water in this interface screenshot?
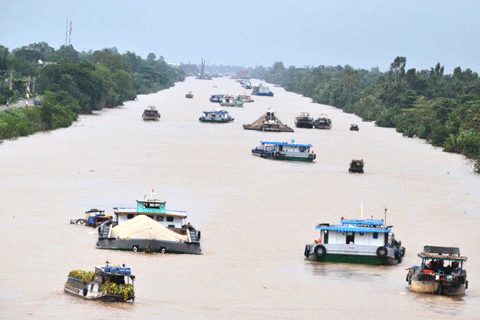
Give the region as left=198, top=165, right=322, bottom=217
left=305, top=260, right=388, bottom=283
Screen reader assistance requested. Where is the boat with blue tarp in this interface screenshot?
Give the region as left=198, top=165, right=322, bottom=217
left=210, top=94, right=224, bottom=103
left=304, top=205, right=405, bottom=265
left=251, top=140, right=316, bottom=162
left=199, top=109, right=234, bottom=123
left=64, top=261, right=135, bottom=302
left=406, top=246, right=468, bottom=295
left=252, top=85, right=274, bottom=96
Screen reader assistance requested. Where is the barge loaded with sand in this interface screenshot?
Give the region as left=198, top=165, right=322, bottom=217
left=96, top=197, right=201, bottom=254
left=243, top=108, right=294, bottom=132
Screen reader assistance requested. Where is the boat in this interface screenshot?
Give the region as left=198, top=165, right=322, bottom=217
left=142, top=106, right=161, bottom=121
left=96, top=195, right=201, bottom=254
left=304, top=206, right=405, bottom=265
left=295, top=111, right=314, bottom=128
left=251, top=140, right=316, bottom=162
left=252, top=85, right=274, bottom=97
left=210, top=94, right=224, bottom=103
left=243, top=108, right=294, bottom=132
left=64, top=261, right=135, bottom=302
left=313, top=114, right=332, bottom=129
left=349, top=159, right=364, bottom=173
left=185, top=91, right=194, bottom=99
left=350, top=124, right=359, bottom=131
left=237, top=94, right=254, bottom=103
left=406, top=246, right=468, bottom=295
left=199, top=109, right=234, bottom=123
left=70, top=209, right=113, bottom=227
left=220, top=95, right=236, bottom=107
left=234, top=98, right=244, bottom=107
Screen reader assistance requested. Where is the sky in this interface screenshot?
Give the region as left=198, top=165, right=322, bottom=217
left=1, top=0, right=480, bottom=73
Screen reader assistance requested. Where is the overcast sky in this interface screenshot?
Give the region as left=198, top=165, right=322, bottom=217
left=2, top=0, right=480, bottom=73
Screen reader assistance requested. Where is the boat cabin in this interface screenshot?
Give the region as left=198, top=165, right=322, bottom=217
left=315, top=219, right=396, bottom=248
left=257, top=141, right=313, bottom=154
left=418, top=246, right=467, bottom=274
left=200, top=109, right=232, bottom=122
left=113, top=199, right=187, bottom=229
left=210, top=94, right=223, bottom=103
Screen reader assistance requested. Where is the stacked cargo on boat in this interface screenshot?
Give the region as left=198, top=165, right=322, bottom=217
left=96, top=198, right=201, bottom=254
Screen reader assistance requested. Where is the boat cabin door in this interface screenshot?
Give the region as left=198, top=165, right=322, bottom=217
left=346, top=232, right=355, bottom=244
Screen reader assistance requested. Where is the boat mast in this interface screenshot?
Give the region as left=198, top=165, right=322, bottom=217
left=384, top=207, right=387, bottom=225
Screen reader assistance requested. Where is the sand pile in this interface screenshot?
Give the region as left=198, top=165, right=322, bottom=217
left=111, top=215, right=188, bottom=242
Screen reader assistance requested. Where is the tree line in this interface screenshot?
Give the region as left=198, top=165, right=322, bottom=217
left=0, top=42, right=185, bottom=141
left=250, top=58, right=480, bottom=173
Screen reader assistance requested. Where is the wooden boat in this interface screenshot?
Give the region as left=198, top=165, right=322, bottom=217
left=70, top=209, right=113, bottom=227
left=350, top=124, right=359, bottom=131
left=251, top=140, right=316, bottom=162
left=304, top=205, right=405, bottom=265
left=349, top=159, right=364, bottom=173
left=295, top=111, right=314, bottom=128
left=185, top=91, right=194, bottom=98
left=142, top=106, right=160, bottom=121
left=313, top=114, right=332, bottom=129
left=64, top=262, right=135, bottom=302
left=406, top=246, right=468, bottom=295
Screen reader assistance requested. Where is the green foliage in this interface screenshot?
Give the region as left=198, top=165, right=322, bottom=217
left=101, top=282, right=135, bottom=301
left=253, top=57, right=480, bottom=173
left=68, top=270, right=95, bottom=283
left=1, top=42, right=183, bottom=141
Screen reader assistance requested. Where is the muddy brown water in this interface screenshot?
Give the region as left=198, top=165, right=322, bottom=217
left=1, top=77, right=479, bottom=319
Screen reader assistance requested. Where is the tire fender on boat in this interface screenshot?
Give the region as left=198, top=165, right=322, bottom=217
left=314, top=245, right=326, bottom=259
left=159, top=247, right=166, bottom=254
left=304, top=245, right=310, bottom=258
left=376, top=246, right=388, bottom=258
left=132, top=245, right=139, bottom=252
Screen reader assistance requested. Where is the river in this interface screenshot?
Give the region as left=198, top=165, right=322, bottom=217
left=1, top=76, right=479, bottom=319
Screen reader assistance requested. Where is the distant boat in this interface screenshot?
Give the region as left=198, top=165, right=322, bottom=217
left=251, top=140, right=316, bottom=162
left=252, top=85, right=274, bottom=96
left=313, top=114, right=332, bottom=129
left=210, top=94, right=224, bottom=103
left=199, top=109, right=234, bottom=123
left=142, top=106, right=160, bottom=121
left=185, top=91, right=194, bottom=99
left=295, top=111, right=314, bottom=128
left=243, top=108, right=294, bottom=132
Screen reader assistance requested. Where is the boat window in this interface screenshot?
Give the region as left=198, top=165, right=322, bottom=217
left=373, top=232, right=378, bottom=239
left=323, top=230, right=329, bottom=244
left=145, top=203, right=160, bottom=209
left=346, top=232, right=354, bottom=244
left=127, top=214, right=134, bottom=219
left=167, top=216, right=174, bottom=222
left=168, top=224, right=175, bottom=228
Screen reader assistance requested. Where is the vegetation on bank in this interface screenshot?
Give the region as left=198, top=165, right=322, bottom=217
left=250, top=58, right=480, bottom=173
left=0, top=43, right=184, bottom=141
